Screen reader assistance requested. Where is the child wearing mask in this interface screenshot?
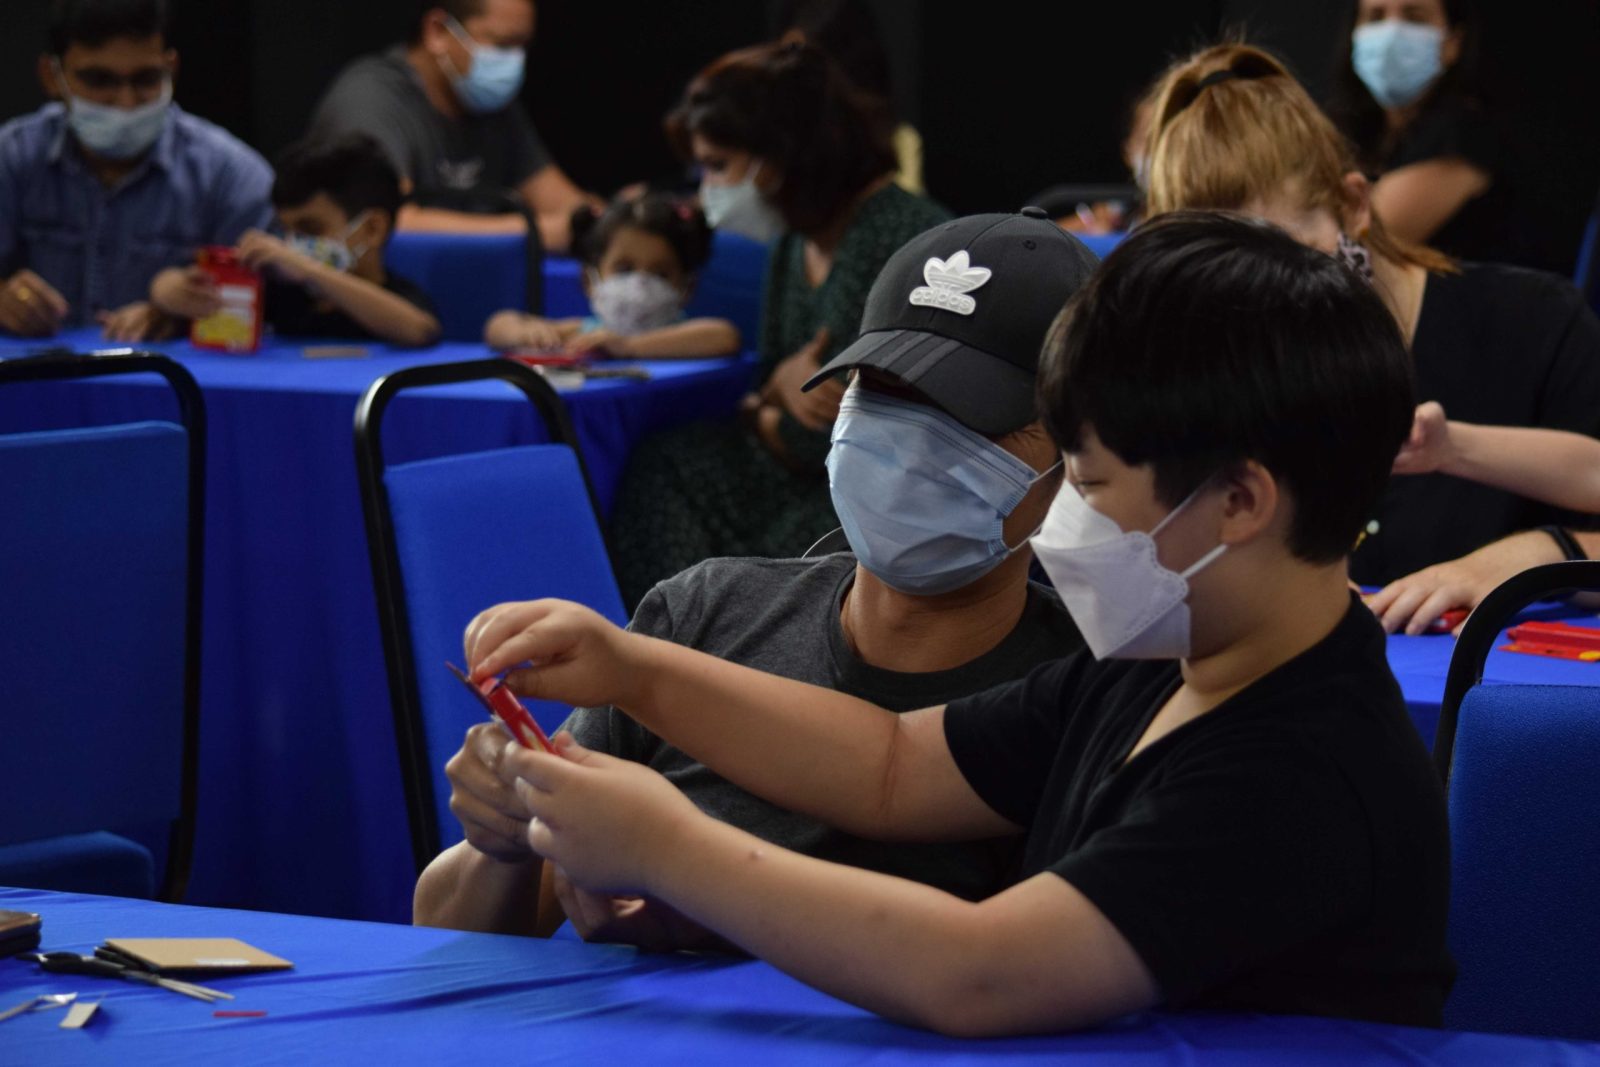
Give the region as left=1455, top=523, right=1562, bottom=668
left=484, top=193, right=740, bottom=359
left=150, top=134, right=440, bottom=347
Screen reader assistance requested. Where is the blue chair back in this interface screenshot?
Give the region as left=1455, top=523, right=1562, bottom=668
left=1435, top=561, right=1600, bottom=1040
left=684, top=230, right=770, bottom=350
left=1575, top=192, right=1600, bottom=316
left=0, top=353, right=204, bottom=901
left=355, top=360, right=622, bottom=871
left=385, top=231, right=542, bottom=341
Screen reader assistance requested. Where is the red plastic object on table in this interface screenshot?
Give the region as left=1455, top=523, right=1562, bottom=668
left=504, top=351, right=589, bottom=370
left=1500, top=621, right=1600, bottom=662
left=189, top=246, right=263, bottom=354
left=445, top=662, right=557, bottom=752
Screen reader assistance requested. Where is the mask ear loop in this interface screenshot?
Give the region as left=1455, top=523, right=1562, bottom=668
left=1148, top=474, right=1229, bottom=579
left=1006, top=459, right=1066, bottom=551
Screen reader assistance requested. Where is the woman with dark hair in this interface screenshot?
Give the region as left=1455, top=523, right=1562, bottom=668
left=1326, top=0, right=1505, bottom=260
left=609, top=41, right=949, bottom=607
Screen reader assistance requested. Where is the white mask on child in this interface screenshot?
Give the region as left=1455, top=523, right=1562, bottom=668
left=1030, top=477, right=1227, bottom=660
left=588, top=271, right=684, bottom=335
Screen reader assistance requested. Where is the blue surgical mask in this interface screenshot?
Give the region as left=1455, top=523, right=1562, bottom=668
left=440, top=14, right=525, bottom=114
left=58, top=64, right=171, bottom=161
left=1352, top=20, right=1445, bottom=109
left=827, top=385, right=1056, bottom=596
left=700, top=162, right=785, bottom=244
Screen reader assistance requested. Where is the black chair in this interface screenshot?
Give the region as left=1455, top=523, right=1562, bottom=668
left=1433, top=561, right=1600, bottom=1039
left=0, top=350, right=205, bottom=902
left=355, top=360, right=624, bottom=873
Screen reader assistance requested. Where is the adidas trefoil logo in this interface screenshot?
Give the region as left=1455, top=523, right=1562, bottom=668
left=909, top=250, right=992, bottom=316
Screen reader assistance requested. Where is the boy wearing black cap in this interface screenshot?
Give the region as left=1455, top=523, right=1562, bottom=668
left=460, top=212, right=1454, bottom=1034
left=415, top=211, right=1096, bottom=943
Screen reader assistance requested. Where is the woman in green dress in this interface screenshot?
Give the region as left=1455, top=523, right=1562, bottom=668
left=610, top=41, right=951, bottom=607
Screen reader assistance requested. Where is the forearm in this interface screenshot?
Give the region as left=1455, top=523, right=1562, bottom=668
left=619, top=636, right=902, bottom=834
left=1444, top=423, right=1600, bottom=514
left=414, top=841, right=545, bottom=935
left=396, top=204, right=526, bottom=235
left=306, top=265, right=440, bottom=346
left=148, top=267, right=189, bottom=316
left=619, top=319, right=741, bottom=358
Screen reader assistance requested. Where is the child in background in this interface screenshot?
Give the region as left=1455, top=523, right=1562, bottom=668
left=151, top=135, right=440, bottom=347
left=484, top=193, right=740, bottom=358
left=1393, top=400, right=1600, bottom=514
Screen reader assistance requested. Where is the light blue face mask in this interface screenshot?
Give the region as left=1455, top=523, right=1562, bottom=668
left=826, top=385, right=1056, bottom=596
left=57, top=62, right=171, bottom=161
left=441, top=14, right=526, bottom=113
left=1352, top=20, right=1446, bottom=109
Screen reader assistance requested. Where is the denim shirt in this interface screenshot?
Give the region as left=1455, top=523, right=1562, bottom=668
left=0, top=103, right=272, bottom=327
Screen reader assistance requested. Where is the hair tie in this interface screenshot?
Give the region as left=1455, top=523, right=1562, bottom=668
left=1196, top=68, right=1244, bottom=92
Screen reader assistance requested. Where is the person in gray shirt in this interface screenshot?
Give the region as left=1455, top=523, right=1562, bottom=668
left=415, top=211, right=1100, bottom=948
left=308, top=0, right=595, bottom=251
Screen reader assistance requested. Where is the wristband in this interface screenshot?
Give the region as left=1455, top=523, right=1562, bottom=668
left=1540, top=525, right=1586, bottom=562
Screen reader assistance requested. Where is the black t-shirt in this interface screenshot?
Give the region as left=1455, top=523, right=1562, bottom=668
left=564, top=553, right=1083, bottom=902
left=264, top=270, right=435, bottom=340
left=309, top=47, right=551, bottom=198
left=1384, top=95, right=1509, bottom=264
left=943, top=596, right=1453, bottom=1027
left=1350, top=262, right=1600, bottom=585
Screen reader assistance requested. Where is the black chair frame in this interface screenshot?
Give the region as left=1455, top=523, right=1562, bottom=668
left=1434, top=560, right=1600, bottom=784
left=354, top=359, right=601, bottom=873
left=0, top=349, right=206, bottom=902
left=407, top=185, right=546, bottom=315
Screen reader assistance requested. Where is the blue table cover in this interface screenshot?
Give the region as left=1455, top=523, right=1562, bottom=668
left=3, top=887, right=1595, bottom=1065
left=0, top=330, right=754, bottom=924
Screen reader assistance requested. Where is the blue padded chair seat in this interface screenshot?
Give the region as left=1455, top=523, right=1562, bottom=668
left=0, top=833, right=155, bottom=899
left=1445, top=682, right=1600, bottom=1040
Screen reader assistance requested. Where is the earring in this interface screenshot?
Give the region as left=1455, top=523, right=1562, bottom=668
left=1336, top=232, right=1375, bottom=284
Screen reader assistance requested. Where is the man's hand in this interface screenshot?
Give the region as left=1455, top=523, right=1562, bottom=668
left=1366, top=529, right=1565, bottom=635
left=0, top=270, right=69, bottom=337
left=502, top=733, right=702, bottom=897
left=152, top=266, right=223, bottom=320
left=550, top=867, right=721, bottom=952
left=764, top=327, right=841, bottom=432
left=444, top=722, right=538, bottom=864
left=1392, top=401, right=1454, bottom=476
left=235, top=230, right=319, bottom=286
left=464, top=598, right=642, bottom=710
left=96, top=300, right=177, bottom=343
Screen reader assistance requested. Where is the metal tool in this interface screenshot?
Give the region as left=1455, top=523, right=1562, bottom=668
left=24, top=952, right=233, bottom=1002
left=0, top=992, right=76, bottom=1023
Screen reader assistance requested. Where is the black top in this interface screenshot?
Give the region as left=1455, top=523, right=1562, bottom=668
left=264, top=271, right=435, bottom=340
left=1350, top=262, right=1600, bottom=585
left=1382, top=96, right=1508, bottom=265
left=565, top=553, right=1082, bottom=901
left=943, top=597, right=1453, bottom=1027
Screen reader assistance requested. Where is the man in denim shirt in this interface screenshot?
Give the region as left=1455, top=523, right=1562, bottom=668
left=0, top=0, right=271, bottom=341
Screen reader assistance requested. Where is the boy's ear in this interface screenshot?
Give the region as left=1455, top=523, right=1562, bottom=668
left=362, top=208, right=394, bottom=248
left=37, top=55, right=63, bottom=100
left=1217, top=459, right=1281, bottom=549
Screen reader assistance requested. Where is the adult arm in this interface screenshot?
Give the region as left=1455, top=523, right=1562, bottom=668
left=1394, top=402, right=1600, bottom=514
left=465, top=599, right=1016, bottom=843
left=518, top=164, right=600, bottom=254
left=1370, top=158, right=1490, bottom=245
left=564, top=318, right=741, bottom=359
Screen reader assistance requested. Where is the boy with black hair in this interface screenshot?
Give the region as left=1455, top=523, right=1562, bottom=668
left=0, top=0, right=271, bottom=340
left=151, top=135, right=440, bottom=347
left=459, top=211, right=1453, bottom=1036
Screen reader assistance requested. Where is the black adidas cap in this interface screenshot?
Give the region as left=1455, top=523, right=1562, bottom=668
left=802, top=207, right=1101, bottom=435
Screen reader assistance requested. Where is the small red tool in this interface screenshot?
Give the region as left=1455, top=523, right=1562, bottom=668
left=446, top=662, right=557, bottom=753
left=1500, top=621, right=1600, bottom=662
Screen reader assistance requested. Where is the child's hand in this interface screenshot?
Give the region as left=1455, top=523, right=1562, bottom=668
left=153, top=266, right=222, bottom=320
left=235, top=230, right=318, bottom=286
left=518, top=317, right=567, bottom=350
left=503, top=733, right=702, bottom=897
left=97, top=300, right=176, bottom=343
left=463, top=598, right=643, bottom=711
left=564, top=328, right=631, bottom=358
left=1391, top=401, right=1453, bottom=475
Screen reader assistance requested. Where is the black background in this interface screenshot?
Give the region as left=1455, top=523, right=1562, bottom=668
left=3, top=0, right=1596, bottom=269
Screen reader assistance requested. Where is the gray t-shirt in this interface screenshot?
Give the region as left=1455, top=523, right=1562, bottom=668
left=562, top=553, right=1083, bottom=902
left=308, top=47, right=551, bottom=198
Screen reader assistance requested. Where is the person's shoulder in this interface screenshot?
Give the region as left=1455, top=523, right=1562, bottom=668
left=322, top=48, right=415, bottom=97
left=1435, top=261, right=1590, bottom=327
left=655, top=553, right=850, bottom=610
left=167, top=107, right=269, bottom=173
left=861, top=183, right=952, bottom=234
left=0, top=105, right=65, bottom=167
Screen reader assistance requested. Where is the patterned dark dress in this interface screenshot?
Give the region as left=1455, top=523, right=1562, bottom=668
left=609, top=184, right=951, bottom=608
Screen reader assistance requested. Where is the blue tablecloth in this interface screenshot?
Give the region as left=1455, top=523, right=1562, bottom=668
left=3, top=887, right=1594, bottom=1066
left=1385, top=607, right=1600, bottom=749
left=0, top=330, right=755, bottom=924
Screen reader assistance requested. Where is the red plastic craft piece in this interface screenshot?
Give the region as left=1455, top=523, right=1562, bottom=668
left=1500, top=621, right=1600, bottom=662
left=446, top=663, right=557, bottom=752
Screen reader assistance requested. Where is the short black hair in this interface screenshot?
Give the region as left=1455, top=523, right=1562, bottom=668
left=1038, top=211, right=1415, bottom=563
left=409, top=0, right=491, bottom=43
left=49, top=0, right=169, bottom=55
left=271, top=135, right=404, bottom=222
left=569, top=191, right=713, bottom=275
left=665, top=41, right=896, bottom=235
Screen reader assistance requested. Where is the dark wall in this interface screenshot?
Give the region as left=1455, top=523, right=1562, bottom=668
left=2, top=1, right=1595, bottom=267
